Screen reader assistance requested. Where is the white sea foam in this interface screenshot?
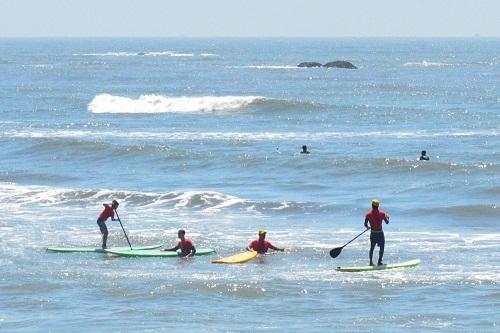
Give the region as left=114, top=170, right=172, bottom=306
left=74, top=51, right=194, bottom=57
left=245, top=65, right=299, bottom=69
left=404, top=60, right=454, bottom=68
left=227, top=65, right=299, bottom=69
left=24, top=64, right=53, bottom=69
left=76, top=52, right=136, bottom=57
left=167, top=52, right=194, bottom=57
left=0, top=182, right=246, bottom=212
left=200, top=53, right=219, bottom=58
left=173, top=191, right=244, bottom=211
left=3, top=129, right=498, bottom=141
left=87, top=94, right=265, bottom=114
left=0, top=182, right=127, bottom=208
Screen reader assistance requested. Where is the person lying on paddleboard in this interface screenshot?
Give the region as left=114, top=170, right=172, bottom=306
left=162, top=229, right=196, bottom=257
left=364, top=199, right=390, bottom=266
left=97, top=200, right=119, bottom=249
left=246, top=229, right=284, bottom=254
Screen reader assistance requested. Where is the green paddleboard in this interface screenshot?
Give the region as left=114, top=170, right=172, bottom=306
left=46, top=244, right=162, bottom=253
left=104, top=248, right=215, bottom=257
left=336, top=259, right=420, bottom=272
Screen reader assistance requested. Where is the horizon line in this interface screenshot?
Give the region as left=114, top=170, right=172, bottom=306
left=0, top=35, right=498, bottom=39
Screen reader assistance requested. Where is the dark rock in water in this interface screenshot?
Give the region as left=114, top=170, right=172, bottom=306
left=297, top=61, right=357, bottom=69
left=323, top=61, right=357, bottom=69
left=297, top=62, right=323, bottom=68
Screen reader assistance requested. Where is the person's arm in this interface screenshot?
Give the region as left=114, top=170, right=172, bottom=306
left=162, top=245, right=180, bottom=252
left=246, top=241, right=254, bottom=251
left=111, top=207, right=117, bottom=221
left=384, top=214, right=390, bottom=224
left=186, top=245, right=196, bottom=257
left=268, top=242, right=284, bottom=252
left=364, top=216, right=370, bottom=229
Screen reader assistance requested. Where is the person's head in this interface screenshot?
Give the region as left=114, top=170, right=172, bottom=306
left=302, top=145, right=308, bottom=153
left=371, top=199, right=380, bottom=209
left=421, top=150, right=427, bottom=156
left=112, top=200, right=119, bottom=209
left=178, top=229, right=186, bottom=239
left=258, top=229, right=267, bottom=239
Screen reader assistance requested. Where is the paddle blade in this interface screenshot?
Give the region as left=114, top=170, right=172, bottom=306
left=329, top=247, right=343, bottom=258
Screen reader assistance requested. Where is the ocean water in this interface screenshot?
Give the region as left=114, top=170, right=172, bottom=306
left=0, top=38, right=499, bottom=332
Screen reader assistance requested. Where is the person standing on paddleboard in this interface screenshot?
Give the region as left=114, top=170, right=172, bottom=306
left=162, top=229, right=196, bottom=257
left=364, top=199, right=390, bottom=266
left=97, top=200, right=119, bottom=249
left=247, top=229, right=284, bottom=254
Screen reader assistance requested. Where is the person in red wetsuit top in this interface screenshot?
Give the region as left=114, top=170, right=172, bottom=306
left=364, top=199, right=390, bottom=266
left=162, top=229, right=196, bottom=257
left=246, top=229, right=284, bottom=254
left=97, top=200, right=119, bottom=249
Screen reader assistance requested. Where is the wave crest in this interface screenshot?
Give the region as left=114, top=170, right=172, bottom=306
left=227, top=65, right=299, bottom=70
left=0, top=183, right=311, bottom=214
left=75, top=51, right=195, bottom=57
left=88, top=94, right=266, bottom=114
left=404, top=61, right=453, bottom=68
left=4, top=129, right=497, bottom=141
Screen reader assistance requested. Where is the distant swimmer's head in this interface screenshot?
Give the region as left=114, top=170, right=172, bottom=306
left=371, top=199, right=380, bottom=208
left=178, top=229, right=186, bottom=238
left=419, top=150, right=430, bottom=160
left=301, top=145, right=310, bottom=154
left=112, top=200, right=119, bottom=209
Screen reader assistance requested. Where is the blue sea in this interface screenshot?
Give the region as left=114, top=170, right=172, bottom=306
left=0, top=38, right=499, bottom=332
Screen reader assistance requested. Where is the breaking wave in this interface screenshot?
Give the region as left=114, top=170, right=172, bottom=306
left=4, top=129, right=498, bottom=141
left=227, top=65, right=300, bottom=70
left=88, top=94, right=266, bottom=114
left=74, top=51, right=195, bottom=57
left=0, top=183, right=315, bottom=214
left=404, top=61, right=454, bottom=68
left=200, top=53, right=219, bottom=58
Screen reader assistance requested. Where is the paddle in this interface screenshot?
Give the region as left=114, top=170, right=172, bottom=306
left=329, top=228, right=369, bottom=258
left=114, top=209, right=133, bottom=250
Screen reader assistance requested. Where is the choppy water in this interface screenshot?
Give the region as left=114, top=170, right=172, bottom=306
left=0, top=38, right=499, bottom=332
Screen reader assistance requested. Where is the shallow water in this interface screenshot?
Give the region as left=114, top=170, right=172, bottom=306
left=0, top=38, right=499, bottom=332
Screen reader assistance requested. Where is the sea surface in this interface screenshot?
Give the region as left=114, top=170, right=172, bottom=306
left=0, top=38, right=499, bottom=332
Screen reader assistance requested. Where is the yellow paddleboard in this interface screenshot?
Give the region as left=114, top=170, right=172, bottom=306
left=212, top=251, right=258, bottom=264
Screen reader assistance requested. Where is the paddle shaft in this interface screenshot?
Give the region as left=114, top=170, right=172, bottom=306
left=330, top=228, right=370, bottom=258
left=341, top=228, right=370, bottom=249
left=114, top=209, right=133, bottom=250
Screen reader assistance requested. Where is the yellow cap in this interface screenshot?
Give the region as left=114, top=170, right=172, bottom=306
left=258, top=229, right=267, bottom=235
left=372, top=199, right=380, bottom=207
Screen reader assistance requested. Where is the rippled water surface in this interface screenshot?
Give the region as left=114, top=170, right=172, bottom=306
left=0, top=38, right=499, bottom=332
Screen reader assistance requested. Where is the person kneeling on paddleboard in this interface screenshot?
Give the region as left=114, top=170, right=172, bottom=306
left=364, top=199, right=389, bottom=266
left=247, top=229, right=284, bottom=254
left=162, top=229, right=196, bottom=257
left=97, top=200, right=119, bottom=249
